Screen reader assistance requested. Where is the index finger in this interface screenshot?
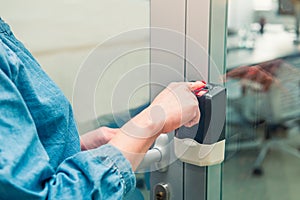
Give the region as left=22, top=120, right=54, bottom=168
left=188, top=81, right=206, bottom=91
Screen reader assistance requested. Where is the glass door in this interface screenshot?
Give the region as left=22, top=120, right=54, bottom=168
left=71, top=0, right=227, bottom=198
left=224, top=0, right=300, bottom=200
left=149, top=0, right=227, bottom=199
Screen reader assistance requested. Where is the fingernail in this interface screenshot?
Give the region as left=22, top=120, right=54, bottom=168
left=196, top=90, right=208, bottom=96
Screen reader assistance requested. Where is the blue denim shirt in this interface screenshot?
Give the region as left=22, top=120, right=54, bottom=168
left=0, top=18, right=135, bottom=199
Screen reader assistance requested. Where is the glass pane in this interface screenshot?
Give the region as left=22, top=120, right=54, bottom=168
left=2, top=1, right=150, bottom=199
left=206, top=0, right=228, bottom=199
left=224, top=0, right=300, bottom=199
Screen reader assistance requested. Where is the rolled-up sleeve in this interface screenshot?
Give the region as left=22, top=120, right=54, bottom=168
left=0, top=44, right=135, bottom=199
left=49, top=145, right=135, bottom=199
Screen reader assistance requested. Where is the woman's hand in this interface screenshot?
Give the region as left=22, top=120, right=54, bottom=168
left=109, top=81, right=205, bottom=170
left=80, top=127, right=118, bottom=150
left=148, top=81, right=205, bottom=133
left=119, top=81, right=206, bottom=139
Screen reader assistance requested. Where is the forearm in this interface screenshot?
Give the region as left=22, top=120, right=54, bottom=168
left=108, top=107, right=164, bottom=170
left=108, top=130, right=158, bottom=171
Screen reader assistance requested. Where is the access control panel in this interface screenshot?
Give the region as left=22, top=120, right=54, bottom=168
left=174, top=83, right=226, bottom=166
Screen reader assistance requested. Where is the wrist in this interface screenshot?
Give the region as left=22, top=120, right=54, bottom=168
left=122, top=106, right=165, bottom=139
left=108, top=110, right=163, bottom=170
left=107, top=105, right=166, bottom=170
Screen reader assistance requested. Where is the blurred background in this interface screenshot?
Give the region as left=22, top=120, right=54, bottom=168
left=225, top=0, right=300, bottom=199
left=2, top=0, right=300, bottom=199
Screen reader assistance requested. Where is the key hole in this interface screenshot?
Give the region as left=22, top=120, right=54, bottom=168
left=156, top=191, right=164, bottom=200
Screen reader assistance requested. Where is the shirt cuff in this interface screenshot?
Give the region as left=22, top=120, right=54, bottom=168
left=94, top=144, right=136, bottom=195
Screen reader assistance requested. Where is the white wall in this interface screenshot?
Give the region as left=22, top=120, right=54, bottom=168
left=0, top=0, right=150, bottom=133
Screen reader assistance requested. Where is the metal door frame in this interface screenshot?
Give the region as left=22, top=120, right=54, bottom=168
left=149, top=0, right=228, bottom=199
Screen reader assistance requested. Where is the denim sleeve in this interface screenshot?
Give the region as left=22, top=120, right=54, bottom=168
left=0, top=44, right=135, bottom=199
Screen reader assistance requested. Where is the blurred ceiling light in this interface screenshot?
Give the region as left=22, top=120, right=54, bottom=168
left=253, top=0, right=273, bottom=11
